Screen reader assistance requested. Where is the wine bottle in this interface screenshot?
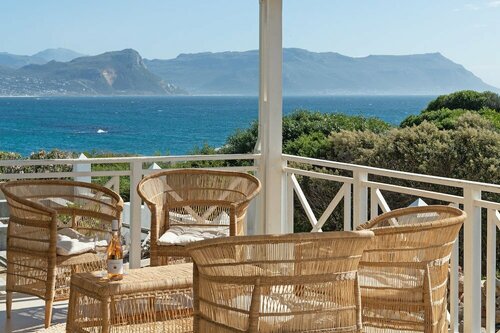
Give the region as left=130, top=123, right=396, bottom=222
left=107, top=219, right=123, bottom=281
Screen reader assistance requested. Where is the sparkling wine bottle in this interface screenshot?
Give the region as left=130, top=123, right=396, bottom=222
left=107, top=220, right=123, bottom=281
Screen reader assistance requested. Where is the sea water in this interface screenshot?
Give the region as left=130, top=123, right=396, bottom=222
left=0, top=95, right=433, bottom=156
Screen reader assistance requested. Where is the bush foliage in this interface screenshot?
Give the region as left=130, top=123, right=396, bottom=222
left=425, top=90, right=500, bottom=112
left=401, top=90, right=500, bottom=130
left=329, top=114, right=500, bottom=184
left=220, top=110, right=391, bottom=156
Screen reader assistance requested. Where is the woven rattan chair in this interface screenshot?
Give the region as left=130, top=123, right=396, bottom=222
left=137, top=169, right=261, bottom=266
left=0, top=179, right=123, bottom=328
left=187, top=231, right=375, bottom=333
left=356, top=205, right=466, bottom=333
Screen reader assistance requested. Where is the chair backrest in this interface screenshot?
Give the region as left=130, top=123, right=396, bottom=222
left=1, top=180, right=123, bottom=255
left=139, top=169, right=261, bottom=205
left=137, top=169, right=261, bottom=236
left=356, top=205, right=466, bottom=332
left=357, top=205, right=465, bottom=265
left=187, top=231, right=374, bottom=333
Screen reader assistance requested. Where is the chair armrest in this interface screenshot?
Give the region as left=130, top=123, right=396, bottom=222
left=5, top=198, right=56, bottom=256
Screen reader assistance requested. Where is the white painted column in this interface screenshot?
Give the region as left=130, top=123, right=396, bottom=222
left=258, top=0, right=284, bottom=234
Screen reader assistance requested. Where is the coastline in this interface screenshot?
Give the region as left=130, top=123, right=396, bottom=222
left=0, top=93, right=439, bottom=98
left=0, top=95, right=433, bottom=156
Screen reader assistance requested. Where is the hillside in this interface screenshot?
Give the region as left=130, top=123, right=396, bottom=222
left=32, top=48, right=86, bottom=63
left=0, top=49, right=181, bottom=96
left=1, top=47, right=497, bottom=96
left=0, top=52, right=46, bottom=69
left=0, top=48, right=84, bottom=69
left=145, top=48, right=498, bottom=95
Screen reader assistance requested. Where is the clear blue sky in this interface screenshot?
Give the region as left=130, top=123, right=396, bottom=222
left=1, top=0, right=499, bottom=86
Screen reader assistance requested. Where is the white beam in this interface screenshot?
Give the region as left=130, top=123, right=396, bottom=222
left=258, top=0, right=284, bottom=234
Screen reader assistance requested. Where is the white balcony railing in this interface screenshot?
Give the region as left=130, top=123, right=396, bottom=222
left=282, top=154, right=500, bottom=333
left=0, top=153, right=498, bottom=332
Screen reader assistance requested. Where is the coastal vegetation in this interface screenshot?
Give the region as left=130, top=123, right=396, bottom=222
left=401, top=90, right=500, bottom=130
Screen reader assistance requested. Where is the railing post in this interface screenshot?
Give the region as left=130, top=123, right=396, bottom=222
left=112, top=176, right=120, bottom=193
left=450, top=237, right=460, bottom=333
left=250, top=157, right=265, bottom=235
left=485, top=209, right=497, bottom=333
left=73, top=153, right=91, bottom=183
left=353, top=170, right=368, bottom=228
left=343, top=183, right=352, bottom=231
left=285, top=165, right=294, bottom=234
left=462, top=187, right=482, bottom=333
left=129, top=161, right=143, bottom=269
left=149, top=162, right=162, bottom=171
left=449, top=202, right=460, bottom=333
left=370, top=187, right=378, bottom=220
left=73, top=153, right=91, bottom=198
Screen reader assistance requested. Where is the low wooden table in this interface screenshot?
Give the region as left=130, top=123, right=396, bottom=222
left=67, top=263, right=193, bottom=333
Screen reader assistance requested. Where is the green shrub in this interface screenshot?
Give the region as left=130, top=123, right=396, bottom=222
left=401, top=108, right=500, bottom=130
left=330, top=115, right=500, bottom=185
left=425, top=90, right=500, bottom=112
left=0, top=152, right=22, bottom=174
left=220, top=110, right=391, bottom=155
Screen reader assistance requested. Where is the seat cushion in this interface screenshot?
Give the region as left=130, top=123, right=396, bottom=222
left=158, top=225, right=229, bottom=245
left=169, top=211, right=230, bottom=225
left=359, top=266, right=424, bottom=303
left=57, top=228, right=108, bottom=256
left=159, top=211, right=231, bottom=245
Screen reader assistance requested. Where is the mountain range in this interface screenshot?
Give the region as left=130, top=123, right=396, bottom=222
left=0, top=48, right=497, bottom=96
left=0, top=48, right=85, bottom=69
left=0, top=49, right=180, bottom=96
left=145, top=48, right=498, bottom=95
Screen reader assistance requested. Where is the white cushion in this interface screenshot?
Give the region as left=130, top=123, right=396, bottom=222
left=213, top=211, right=230, bottom=225
left=230, top=294, right=293, bottom=325
left=159, top=211, right=232, bottom=245
left=56, top=228, right=107, bottom=256
left=169, top=211, right=230, bottom=225
left=169, top=212, right=197, bottom=224
left=158, top=225, right=229, bottom=245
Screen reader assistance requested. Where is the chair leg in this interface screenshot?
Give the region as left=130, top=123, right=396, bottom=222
left=6, top=292, right=12, bottom=318
left=45, top=299, right=54, bottom=328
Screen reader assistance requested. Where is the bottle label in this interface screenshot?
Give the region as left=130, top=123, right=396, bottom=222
left=107, top=259, right=123, bottom=275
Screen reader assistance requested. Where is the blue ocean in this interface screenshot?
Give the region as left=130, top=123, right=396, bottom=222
left=0, top=96, right=434, bottom=156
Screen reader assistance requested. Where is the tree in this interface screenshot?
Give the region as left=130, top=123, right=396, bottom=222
left=425, top=90, right=500, bottom=112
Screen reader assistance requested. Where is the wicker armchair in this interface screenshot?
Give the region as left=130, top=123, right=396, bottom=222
left=137, top=169, right=261, bottom=266
left=187, top=231, right=375, bottom=333
left=0, top=179, right=123, bottom=328
left=356, top=205, right=466, bottom=333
